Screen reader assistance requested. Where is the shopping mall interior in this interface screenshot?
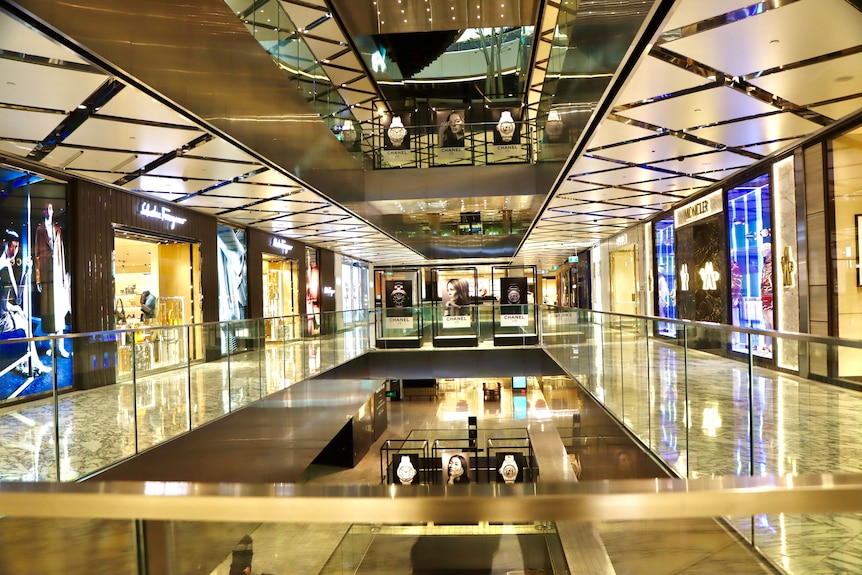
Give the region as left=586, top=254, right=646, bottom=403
left=1, top=0, right=862, bottom=574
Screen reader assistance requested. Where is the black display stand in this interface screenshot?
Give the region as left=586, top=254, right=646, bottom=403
left=492, top=265, right=539, bottom=346
left=431, top=267, right=479, bottom=348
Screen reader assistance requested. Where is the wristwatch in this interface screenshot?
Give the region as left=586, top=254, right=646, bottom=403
left=396, top=456, right=417, bottom=485
left=498, top=454, right=519, bottom=484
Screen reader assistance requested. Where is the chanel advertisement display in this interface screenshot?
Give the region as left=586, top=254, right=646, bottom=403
left=495, top=452, right=526, bottom=484
left=395, top=453, right=419, bottom=485
left=385, top=279, right=414, bottom=329
left=442, top=451, right=471, bottom=484
left=381, top=113, right=414, bottom=168
left=500, top=277, right=528, bottom=326
left=441, top=277, right=472, bottom=329
left=491, top=264, right=538, bottom=346
left=436, top=109, right=468, bottom=164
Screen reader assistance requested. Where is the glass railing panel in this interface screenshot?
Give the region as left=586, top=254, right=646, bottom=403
left=683, top=323, right=748, bottom=480
left=134, top=326, right=192, bottom=452
left=376, top=305, right=422, bottom=349
left=620, top=316, right=650, bottom=444
left=647, top=319, right=687, bottom=477
left=0, top=336, right=59, bottom=480
left=226, top=319, right=265, bottom=410
left=192, top=322, right=231, bottom=428
left=600, top=312, right=624, bottom=419
left=0, top=516, right=138, bottom=574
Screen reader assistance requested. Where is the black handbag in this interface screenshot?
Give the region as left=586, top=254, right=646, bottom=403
left=115, top=298, right=126, bottom=324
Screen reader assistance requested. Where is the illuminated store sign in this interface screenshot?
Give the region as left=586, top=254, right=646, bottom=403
left=323, top=286, right=335, bottom=297
left=139, top=202, right=187, bottom=229
left=271, top=238, right=293, bottom=253
left=674, top=190, right=723, bottom=228
left=615, top=234, right=628, bottom=247
left=679, top=264, right=690, bottom=291
left=698, top=262, right=720, bottom=290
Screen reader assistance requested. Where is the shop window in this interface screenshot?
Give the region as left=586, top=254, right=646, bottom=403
left=654, top=217, right=676, bottom=337
left=727, top=173, right=772, bottom=358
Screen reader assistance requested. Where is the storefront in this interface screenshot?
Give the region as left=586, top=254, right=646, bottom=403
left=608, top=230, right=641, bottom=316
left=726, top=173, right=773, bottom=359
left=113, top=227, right=201, bottom=377
left=246, top=229, right=304, bottom=343
left=653, top=216, right=677, bottom=337
left=0, top=164, right=73, bottom=402
left=674, top=189, right=728, bottom=325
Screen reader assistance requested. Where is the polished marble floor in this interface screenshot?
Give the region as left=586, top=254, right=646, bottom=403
left=2, top=322, right=860, bottom=573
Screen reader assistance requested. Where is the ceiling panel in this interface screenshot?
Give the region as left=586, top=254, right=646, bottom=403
left=586, top=120, right=659, bottom=149
left=749, top=52, right=862, bottom=110
left=0, top=107, right=65, bottom=141
left=0, top=11, right=91, bottom=64
left=303, top=36, right=345, bottom=61
left=616, top=86, right=777, bottom=132
left=0, top=140, right=36, bottom=157
left=812, top=96, right=862, bottom=122
left=177, top=195, right=260, bottom=209
left=147, top=156, right=259, bottom=180
left=253, top=197, right=329, bottom=212
left=662, top=0, right=757, bottom=31
left=95, top=84, right=198, bottom=126
left=614, top=56, right=711, bottom=107
left=323, top=65, right=363, bottom=87
left=574, top=165, right=671, bottom=187
left=279, top=3, right=328, bottom=28
left=197, top=181, right=300, bottom=201
left=691, top=112, right=821, bottom=149
left=649, top=150, right=752, bottom=175
left=184, top=138, right=261, bottom=163
left=663, top=0, right=862, bottom=78
left=279, top=212, right=347, bottom=224
left=0, top=59, right=107, bottom=111
left=42, top=147, right=157, bottom=172
left=593, top=132, right=718, bottom=164
left=64, top=117, right=204, bottom=154
left=123, top=175, right=218, bottom=196
left=624, top=175, right=708, bottom=194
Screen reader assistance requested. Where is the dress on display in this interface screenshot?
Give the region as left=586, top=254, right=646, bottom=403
left=35, top=217, right=70, bottom=334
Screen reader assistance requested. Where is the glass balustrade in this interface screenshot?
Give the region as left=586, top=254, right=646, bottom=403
left=0, top=310, right=371, bottom=482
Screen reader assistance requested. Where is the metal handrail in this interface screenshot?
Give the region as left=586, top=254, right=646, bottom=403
left=1, top=473, right=861, bottom=524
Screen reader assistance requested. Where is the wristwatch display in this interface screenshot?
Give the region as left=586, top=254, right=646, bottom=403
left=396, top=455, right=417, bottom=484
left=498, top=454, right=519, bottom=484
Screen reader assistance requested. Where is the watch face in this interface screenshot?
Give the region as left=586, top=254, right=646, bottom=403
left=507, top=285, right=521, bottom=304
left=396, top=455, right=417, bottom=484
left=390, top=282, right=407, bottom=307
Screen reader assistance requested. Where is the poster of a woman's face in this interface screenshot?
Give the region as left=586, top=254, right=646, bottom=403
left=443, top=452, right=471, bottom=484
left=441, top=277, right=471, bottom=316
left=438, top=109, right=466, bottom=148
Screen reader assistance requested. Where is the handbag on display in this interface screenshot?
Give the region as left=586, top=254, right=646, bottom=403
left=115, top=298, right=126, bottom=324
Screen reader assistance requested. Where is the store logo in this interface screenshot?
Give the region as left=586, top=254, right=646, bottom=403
left=781, top=246, right=796, bottom=287
left=615, top=234, right=628, bottom=247
left=139, top=202, right=187, bottom=229
left=323, top=286, right=335, bottom=297
left=699, top=262, right=720, bottom=291
left=674, top=189, right=723, bottom=228
left=271, top=238, right=293, bottom=253
left=679, top=264, right=690, bottom=291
